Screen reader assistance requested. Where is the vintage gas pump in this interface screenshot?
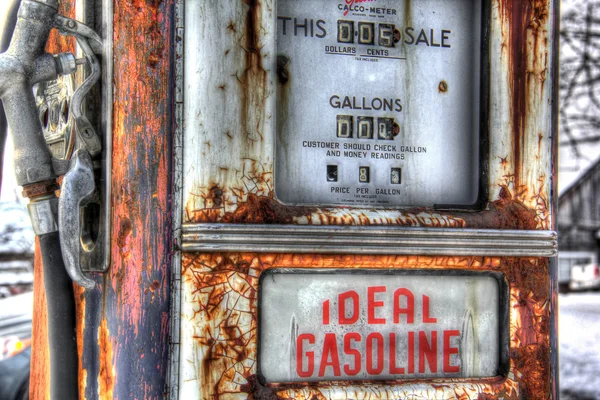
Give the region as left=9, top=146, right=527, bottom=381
left=174, top=0, right=559, bottom=399
left=4, top=0, right=557, bottom=399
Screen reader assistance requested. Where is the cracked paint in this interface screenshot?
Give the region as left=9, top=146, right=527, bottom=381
left=181, top=254, right=551, bottom=399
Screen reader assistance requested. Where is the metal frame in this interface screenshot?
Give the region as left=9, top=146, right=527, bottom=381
left=256, top=268, right=511, bottom=383
left=76, top=0, right=112, bottom=274
left=168, top=0, right=185, bottom=397
left=183, top=224, right=557, bottom=257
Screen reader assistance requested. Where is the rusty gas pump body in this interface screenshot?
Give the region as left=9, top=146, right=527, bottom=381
left=29, top=0, right=558, bottom=399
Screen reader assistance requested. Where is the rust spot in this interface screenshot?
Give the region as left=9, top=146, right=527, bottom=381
left=438, top=80, right=448, bottom=93
left=221, top=193, right=316, bottom=224
left=117, top=217, right=132, bottom=249
left=22, top=179, right=60, bottom=199
left=150, top=280, right=160, bottom=292
left=241, top=375, right=285, bottom=400
left=463, top=186, right=537, bottom=229
left=148, top=52, right=161, bottom=67
left=277, top=55, right=290, bottom=85
left=227, top=21, right=237, bottom=33
left=98, top=318, right=115, bottom=399
left=393, top=122, right=400, bottom=137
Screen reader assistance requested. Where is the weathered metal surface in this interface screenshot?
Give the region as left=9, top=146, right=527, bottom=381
left=178, top=0, right=558, bottom=398
left=182, top=0, right=556, bottom=230
left=30, top=238, right=49, bottom=400
left=30, top=0, right=174, bottom=398
left=179, top=253, right=551, bottom=399
left=78, top=0, right=174, bottom=398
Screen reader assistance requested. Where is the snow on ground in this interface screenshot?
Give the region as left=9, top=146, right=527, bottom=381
left=560, top=292, right=600, bottom=399
left=0, top=202, right=33, bottom=255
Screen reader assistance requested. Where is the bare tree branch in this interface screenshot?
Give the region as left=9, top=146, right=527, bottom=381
left=560, top=1, right=600, bottom=161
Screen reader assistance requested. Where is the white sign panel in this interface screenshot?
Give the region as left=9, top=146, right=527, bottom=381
left=259, top=270, right=502, bottom=382
left=275, top=0, right=482, bottom=207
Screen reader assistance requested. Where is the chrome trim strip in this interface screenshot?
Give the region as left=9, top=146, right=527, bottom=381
left=168, top=1, right=184, bottom=398
left=182, top=224, right=557, bottom=257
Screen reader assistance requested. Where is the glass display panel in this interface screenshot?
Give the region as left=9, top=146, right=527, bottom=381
left=275, top=0, right=482, bottom=207
left=259, top=270, right=503, bottom=382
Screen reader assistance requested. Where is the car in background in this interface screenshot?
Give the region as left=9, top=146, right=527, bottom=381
left=570, top=263, right=600, bottom=291
left=0, top=292, right=32, bottom=400
left=558, top=253, right=598, bottom=293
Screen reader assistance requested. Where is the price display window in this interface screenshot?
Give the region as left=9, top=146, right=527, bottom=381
left=275, top=0, right=484, bottom=207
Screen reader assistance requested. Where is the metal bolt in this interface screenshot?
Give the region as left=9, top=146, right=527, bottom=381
left=66, top=19, right=77, bottom=29
left=438, top=80, right=448, bottom=93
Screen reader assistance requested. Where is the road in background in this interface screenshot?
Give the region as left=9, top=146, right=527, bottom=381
left=560, top=292, right=600, bottom=399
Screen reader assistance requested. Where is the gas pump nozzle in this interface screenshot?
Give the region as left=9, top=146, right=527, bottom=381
left=0, top=1, right=100, bottom=397
left=0, top=0, right=102, bottom=289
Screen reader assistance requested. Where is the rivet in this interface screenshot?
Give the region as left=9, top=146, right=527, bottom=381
left=438, top=80, right=448, bottom=93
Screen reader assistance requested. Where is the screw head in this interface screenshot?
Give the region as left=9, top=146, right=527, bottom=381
left=438, top=80, right=448, bottom=93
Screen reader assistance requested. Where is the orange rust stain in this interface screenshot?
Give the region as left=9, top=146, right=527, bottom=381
left=45, top=1, right=76, bottom=55
left=533, top=176, right=550, bottom=230
left=438, top=80, right=448, bottom=93
left=117, top=217, right=132, bottom=250
left=30, top=239, right=49, bottom=400
left=74, top=285, right=87, bottom=400
left=497, top=0, right=550, bottom=193
left=188, top=184, right=539, bottom=230
left=239, top=0, right=268, bottom=146
left=182, top=253, right=551, bottom=399
left=461, top=186, right=537, bottom=229
left=110, top=0, right=172, bottom=336
left=98, top=318, right=115, bottom=399
left=150, top=279, right=160, bottom=292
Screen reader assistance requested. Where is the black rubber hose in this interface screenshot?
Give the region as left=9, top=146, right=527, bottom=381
left=39, top=232, right=79, bottom=400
